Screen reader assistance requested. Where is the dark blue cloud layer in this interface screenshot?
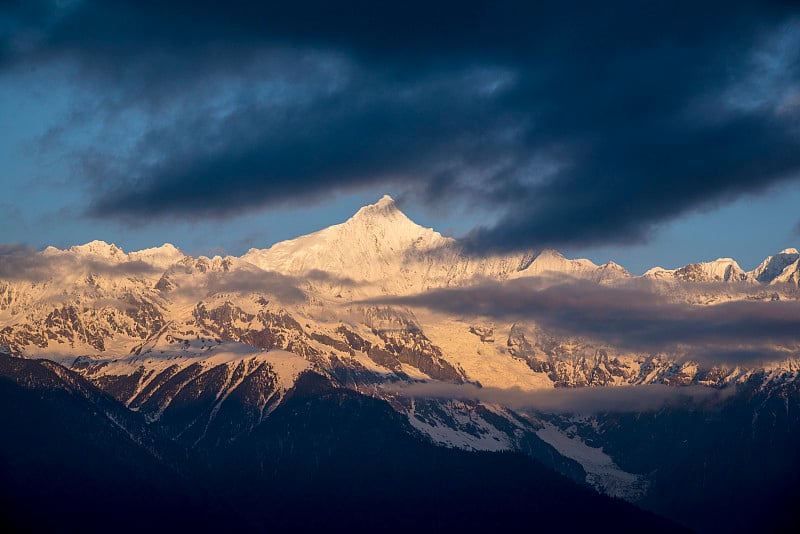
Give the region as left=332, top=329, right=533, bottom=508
left=2, top=1, right=799, bottom=251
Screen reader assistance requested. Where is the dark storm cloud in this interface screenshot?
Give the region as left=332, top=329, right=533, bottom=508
left=3, top=1, right=800, bottom=249
left=84, top=71, right=513, bottom=219
left=367, top=278, right=800, bottom=365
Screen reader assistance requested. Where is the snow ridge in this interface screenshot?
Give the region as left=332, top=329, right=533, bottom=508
left=241, top=195, right=610, bottom=294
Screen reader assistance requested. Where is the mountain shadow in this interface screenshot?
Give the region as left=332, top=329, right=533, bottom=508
left=0, top=355, right=684, bottom=532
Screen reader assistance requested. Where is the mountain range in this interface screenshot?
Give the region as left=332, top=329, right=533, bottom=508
left=2, top=195, right=798, bottom=532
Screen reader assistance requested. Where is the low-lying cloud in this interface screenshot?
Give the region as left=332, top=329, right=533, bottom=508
left=0, top=243, right=363, bottom=306
left=194, top=269, right=308, bottom=304
left=368, top=278, right=800, bottom=366
left=381, top=381, right=732, bottom=414
left=0, top=244, right=161, bottom=282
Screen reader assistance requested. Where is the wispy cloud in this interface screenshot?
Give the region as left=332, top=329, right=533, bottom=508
left=189, top=269, right=308, bottom=304
left=0, top=244, right=160, bottom=281
left=166, top=264, right=361, bottom=304
left=381, top=381, right=732, bottom=414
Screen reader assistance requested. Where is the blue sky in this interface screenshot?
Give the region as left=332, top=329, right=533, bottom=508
left=1, top=1, right=799, bottom=274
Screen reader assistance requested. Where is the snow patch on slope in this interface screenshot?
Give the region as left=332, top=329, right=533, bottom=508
left=535, top=422, right=648, bottom=501
left=262, top=349, right=312, bottom=389
left=406, top=399, right=514, bottom=452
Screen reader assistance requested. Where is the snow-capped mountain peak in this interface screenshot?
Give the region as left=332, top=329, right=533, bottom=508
left=751, top=248, right=800, bottom=284
left=338, top=194, right=447, bottom=244
left=644, top=257, right=748, bottom=283
left=239, top=195, right=634, bottom=293
left=241, top=195, right=452, bottom=288
left=351, top=193, right=401, bottom=218
left=42, top=241, right=186, bottom=269
left=128, top=243, right=186, bottom=269
left=68, top=240, right=126, bottom=261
